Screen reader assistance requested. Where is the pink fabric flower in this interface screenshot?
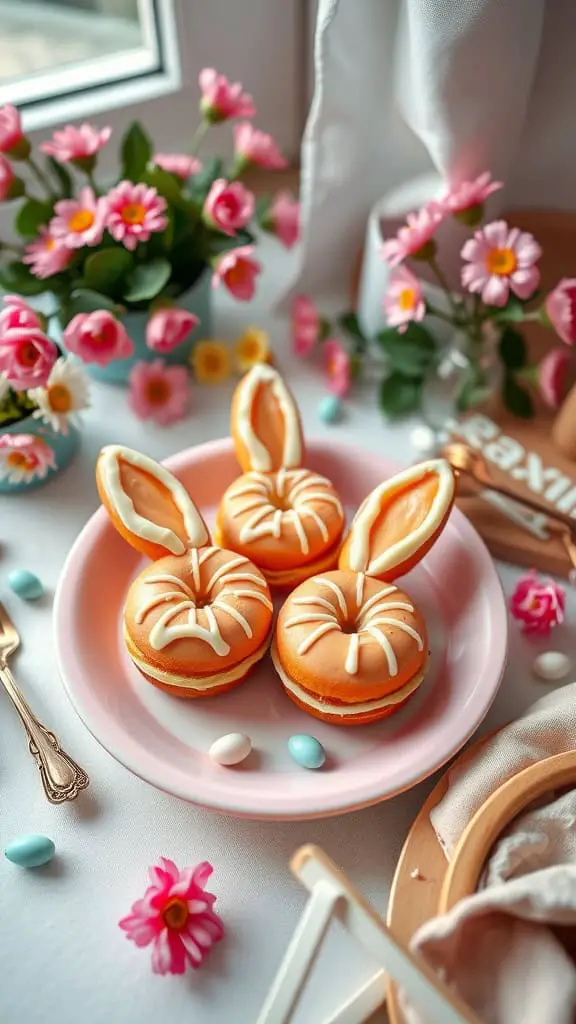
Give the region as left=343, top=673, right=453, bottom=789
left=539, top=347, right=571, bottom=409
left=269, top=191, right=300, bottom=248
left=461, top=221, right=541, bottom=308
left=199, top=68, right=255, bottom=122
left=440, top=172, right=503, bottom=216
left=0, top=324, right=57, bottom=389
left=40, top=122, right=111, bottom=164
left=0, top=105, right=24, bottom=155
left=383, top=266, right=426, bottom=332
left=212, top=245, right=261, bottom=301
left=0, top=434, right=56, bottom=484
left=203, top=179, right=254, bottom=236
left=233, top=122, right=287, bottom=170
left=291, top=295, right=319, bottom=357
left=50, top=186, right=107, bottom=249
left=105, top=181, right=167, bottom=251
left=23, top=227, right=72, bottom=279
left=545, top=278, right=576, bottom=346
left=153, top=153, right=202, bottom=179
left=0, top=155, right=14, bottom=201
left=325, top=339, right=351, bottom=398
left=0, top=295, right=42, bottom=333
left=146, top=307, right=199, bottom=353
left=381, top=202, right=444, bottom=266
left=119, top=857, right=224, bottom=975
left=128, top=360, right=191, bottom=426
left=510, top=570, right=565, bottom=636
left=64, top=310, right=133, bottom=367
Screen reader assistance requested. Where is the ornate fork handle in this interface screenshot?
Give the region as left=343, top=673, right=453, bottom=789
left=0, top=661, right=89, bottom=803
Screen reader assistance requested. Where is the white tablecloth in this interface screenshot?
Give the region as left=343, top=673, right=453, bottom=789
left=2, top=239, right=575, bottom=1024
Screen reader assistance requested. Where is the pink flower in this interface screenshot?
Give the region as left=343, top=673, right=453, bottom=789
left=0, top=434, right=56, bottom=484
left=105, top=181, right=167, bottom=251
left=0, top=295, right=42, bottom=333
left=268, top=191, right=299, bottom=248
left=146, top=307, right=199, bottom=353
left=203, top=179, right=254, bottom=236
left=64, top=310, right=133, bottom=367
left=0, top=325, right=57, bottom=389
left=40, top=122, right=111, bottom=165
left=212, top=245, right=261, bottom=301
left=128, top=360, right=191, bottom=426
left=0, top=155, right=15, bottom=201
left=199, top=68, right=255, bottom=123
left=545, top=278, right=576, bottom=346
left=23, top=227, right=72, bottom=279
left=325, top=339, right=351, bottom=398
left=461, top=221, right=541, bottom=308
left=233, top=122, right=287, bottom=170
left=510, top=570, right=565, bottom=636
left=50, top=186, right=107, bottom=249
left=381, top=202, right=444, bottom=266
left=440, top=172, right=502, bottom=219
left=291, top=295, right=319, bottom=357
left=153, top=153, right=202, bottom=179
left=0, top=105, right=24, bottom=155
left=383, top=266, right=426, bottom=332
left=539, top=347, right=571, bottom=409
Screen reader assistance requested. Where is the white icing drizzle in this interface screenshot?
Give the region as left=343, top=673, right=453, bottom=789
left=370, top=617, right=424, bottom=649
left=229, top=481, right=269, bottom=498
left=190, top=547, right=200, bottom=591
left=289, top=509, right=309, bottom=554
left=288, top=474, right=332, bottom=501
left=298, top=506, right=329, bottom=542
left=293, top=595, right=336, bottom=613
left=205, top=556, right=249, bottom=592
left=231, top=589, right=273, bottom=610
left=345, top=633, right=360, bottom=674
left=276, top=467, right=287, bottom=497
left=298, top=622, right=340, bottom=655
left=301, top=492, right=343, bottom=512
left=231, top=469, right=342, bottom=554
left=148, top=600, right=231, bottom=655
left=312, top=576, right=348, bottom=617
left=285, top=613, right=337, bottom=628
left=231, top=499, right=267, bottom=518
left=218, top=572, right=267, bottom=587
left=356, top=573, right=365, bottom=606
left=236, top=365, right=302, bottom=471
left=98, top=445, right=209, bottom=556
left=358, top=588, right=397, bottom=618
left=135, top=591, right=188, bottom=623
left=365, top=626, right=398, bottom=675
left=212, top=599, right=252, bottom=638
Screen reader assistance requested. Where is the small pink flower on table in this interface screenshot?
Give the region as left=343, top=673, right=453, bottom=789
left=105, top=181, right=167, bottom=251
left=50, top=186, right=107, bottom=249
left=146, top=307, right=199, bottom=354
left=129, top=360, right=190, bottom=426
left=0, top=295, right=42, bottom=332
left=268, top=191, right=300, bottom=249
left=0, top=434, right=56, bottom=484
left=440, top=172, right=502, bottom=224
left=199, top=68, right=255, bottom=123
left=545, top=278, right=576, bottom=346
left=510, top=570, right=565, bottom=636
left=461, top=220, right=541, bottom=308
left=233, top=122, right=287, bottom=170
left=23, top=227, right=72, bottom=279
left=40, top=122, right=111, bottom=165
left=203, top=179, right=255, bottom=236
left=153, top=153, right=202, bottom=179
left=383, top=267, right=426, bottom=332
left=539, top=347, right=571, bottom=409
left=0, top=324, right=57, bottom=389
left=381, top=202, right=444, bottom=266
left=0, top=105, right=25, bottom=156
left=64, top=310, right=133, bottom=367
left=291, top=295, right=319, bottom=357
left=325, top=339, right=351, bottom=398
left=212, top=245, right=261, bottom=301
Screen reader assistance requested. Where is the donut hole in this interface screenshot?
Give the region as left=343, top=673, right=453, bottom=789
left=340, top=621, right=357, bottom=635
left=193, top=592, right=212, bottom=609
left=268, top=489, right=292, bottom=512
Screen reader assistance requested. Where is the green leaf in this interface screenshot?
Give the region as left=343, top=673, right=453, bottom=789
left=319, top=317, right=332, bottom=342
left=66, top=288, right=119, bottom=321
left=121, top=121, right=153, bottom=180
left=123, top=258, right=171, bottom=304
left=15, top=199, right=53, bottom=239
left=140, top=165, right=184, bottom=204
left=0, top=261, right=48, bottom=296
left=376, top=324, right=436, bottom=378
left=255, top=195, right=271, bottom=226
left=45, top=156, right=73, bottom=198
left=498, top=327, right=527, bottom=370
left=378, top=373, right=421, bottom=418
left=493, top=295, right=525, bottom=323
left=83, top=248, right=134, bottom=296
left=502, top=373, right=534, bottom=418
left=188, top=157, right=223, bottom=200
left=338, top=312, right=366, bottom=344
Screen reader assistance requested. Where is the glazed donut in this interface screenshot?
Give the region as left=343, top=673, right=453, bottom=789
left=96, top=445, right=273, bottom=698
left=217, top=365, right=345, bottom=587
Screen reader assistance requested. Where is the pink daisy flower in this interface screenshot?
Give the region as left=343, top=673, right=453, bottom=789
left=291, top=295, right=319, bottom=357
left=510, top=570, right=565, bottom=636
left=539, top=347, right=572, bottom=409
left=383, top=266, right=426, bottom=332
left=325, top=339, right=351, bottom=398
left=153, top=153, right=202, bottom=180
left=23, top=227, right=72, bottom=279
left=545, top=278, right=576, bottom=346
left=128, top=360, right=191, bottom=426
left=40, top=123, right=111, bottom=164
left=461, top=221, right=541, bottom=308
left=440, top=172, right=502, bottom=217
left=233, top=122, right=287, bottom=170
left=212, top=245, right=261, bottom=301
left=119, top=857, right=224, bottom=975
left=50, top=186, right=107, bottom=249
left=105, top=181, right=167, bottom=251
left=0, top=433, right=56, bottom=484
left=381, top=202, right=444, bottom=266
left=199, top=68, right=255, bottom=123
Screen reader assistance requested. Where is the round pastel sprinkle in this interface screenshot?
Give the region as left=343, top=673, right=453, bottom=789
left=533, top=651, right=571, bottom=681
left=318, top=395, right=344, bottom=425
left=409, top=425, right=438, bottom=455
left=8, top=569, right=44, bottom=601
left=5, top=834, right=55, bottom=868
left=288, top=734, right=326, bottom=770
left=209, top=732, right=252, bottom=766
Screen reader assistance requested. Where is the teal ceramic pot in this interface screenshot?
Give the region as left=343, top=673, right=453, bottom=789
left=0, top=413, right=78, bottom=494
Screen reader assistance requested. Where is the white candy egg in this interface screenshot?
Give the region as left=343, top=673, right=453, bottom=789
left=409, top=425, right=438, bottom=455
left=209, top=732, right=252, bottom=766
left=533, top=651, right=571, bottom=681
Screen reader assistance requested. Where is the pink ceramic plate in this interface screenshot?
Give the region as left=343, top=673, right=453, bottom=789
left=54, top=439, right=507, bottom=820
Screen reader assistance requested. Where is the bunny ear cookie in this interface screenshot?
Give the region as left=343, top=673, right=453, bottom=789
left=231, top=364, right=304, bottom=473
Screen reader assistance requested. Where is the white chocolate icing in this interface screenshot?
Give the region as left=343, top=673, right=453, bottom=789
left=231, top=469, right=343, bottom=555
left=127, top=629, right=270, bottom=691
left=236, top=365, right=302, bottom=471
left=99, top=445, right=209, bottom=556
left=356, top=573, right=365, bottom=606
left=298, top=622, right=340, bottom=655
left=311, top=576, right=347, bottom=617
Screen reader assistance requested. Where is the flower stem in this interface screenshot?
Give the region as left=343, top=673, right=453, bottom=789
left=190, top=121, right=209, bottom=157
left=425, top=302, right=459, bottom=325
left=428, top=256, right=464, bottom=323
left=26, top=156, right=56, bottom=199
left=85, top=169, right=100, bottom=196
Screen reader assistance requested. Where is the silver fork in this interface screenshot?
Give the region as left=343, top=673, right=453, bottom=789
left=0, top=601, right=89, bottom=803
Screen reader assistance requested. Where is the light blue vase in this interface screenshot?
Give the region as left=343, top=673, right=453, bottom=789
left=0, top=413, right=78, bottom=494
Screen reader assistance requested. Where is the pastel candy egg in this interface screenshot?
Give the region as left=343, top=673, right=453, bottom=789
left=8, top=569, right=44, bottom=601
left=533, top=651, right=571, bottom=681
left=209, top=732, right=252, bottom=766
left=5, top=834, right=55, bottom=868
left=288, top=734, right=326, bottom=769
left=318, top=395, right=344, bottom=425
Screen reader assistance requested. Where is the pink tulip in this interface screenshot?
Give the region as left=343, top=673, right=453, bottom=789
left=203, top=178, right=254, bottom=236
left=539, top=347, right=571, bottom=408
left=0, top=295, right=42, bottom=333
left=40, top=123, right=111, bottom=165
left=199, top=68, right=255, bottom=123
left=545, top=278, right=576, bottom=346
left=233, top=122, right=287, bottom=170
left=153, top=153, right=202, bottom=179
left=383, top=266, right=426, bottom=332
left=105, top=181, right=167, bottom=251
left=461, top=221, right=541, bottom=308
left=64, top=310, right=134, bottom=367
left=23, top=227, right=72, bottom=279
left=146, top=307, right=199, bottom=353
left=0, top=325, right=57, bottom=389
left=128, top=360, right=191, bottom=426
left=440, top=172, right=502, bottom=223
left=381, top=202, right=444, bottom=265
left=510, top=570, right=565, bottom=636
left=268, top=191, right=299, bottom=248
left=291, top=295, right=319, bottom=357
left=325, top=339, right=351, bottom=398
left=0, top=155, right=15, bottom=201
left=212, top=245, right=261, bottom=301
left=0, top=105, right=27, bottom=158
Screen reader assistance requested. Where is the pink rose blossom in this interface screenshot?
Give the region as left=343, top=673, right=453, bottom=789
left=146, top=307, right=199, bottom=353
left=50, top=186, right=107, bottom=249
left=64, top=310, right=133, bottom=367
left=0, top=105, right=24, bottom=155
left=381, top=202, right=444, bottom=266
left=0, top=434, right=56, bottom=484
left=383, top=266, right=426, bottom=332
left=545, top=278, right=576, bottom=346
left=119, top=857, right=224, bottom=975
left=510, top=570, right=565, bottom=636
left=291, top=295, right=319, bottom=357
left=153, top=153, right=202, bottom=179
left=0, top=325, right=57, bottom=389
left=212, top=245, right=261, bottom=301
left=233, top=122, right=287, bottom=170
left=461, top=221, right=541, bottom=308
left=203, top=178, right=254, bottom=236
left=128, top=360, right=191, bottom=426
left=440, top=172, right=502, bottom=216
left=0, top=155, right=15, bottom=201
left=0, top=295, right=42, bottom=333
left=325, top=338, right=351, bottom=398
left=40, top=122, right=111, bottom=164
left=269, top=191, right=300, bottom=248
left=199, top=68, right=255, bottom=122
left=539, top=347, right=571, bottom=409
left=105, top=181, right=167, bottom=251
left=23, top=227, right=72, bottom=279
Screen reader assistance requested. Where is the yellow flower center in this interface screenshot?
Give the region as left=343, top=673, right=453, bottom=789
left=203, top=352, right=224, bottom=374
left=68, top=208, right=95, bottom=233
left=121, top=203, right=146, bottom=226
left=240, top=337, right=260, bottom=359
left=46, top=238, right=56, bottom=251
left=48, top=383, right=72, bottom=413
left=398, top=287, right=416, bottom=311
left=162, top=897, right=189, bottom=932
left=146, top=378, right=170, bottom=404
left=485, top=247, right=517, bottom=276
left=7, top=452, right=34, bottom=470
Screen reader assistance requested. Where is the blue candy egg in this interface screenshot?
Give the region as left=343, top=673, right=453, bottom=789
left=318, top=395, right=344, bottom=425
left=8, top=569, right=44, bottom=601
left=5, top=834, right=55, bottom=868
left=288, top=734, right=326, bottom=770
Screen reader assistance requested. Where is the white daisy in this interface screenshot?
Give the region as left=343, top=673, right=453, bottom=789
left=28, top=357, right=90, bottom=434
